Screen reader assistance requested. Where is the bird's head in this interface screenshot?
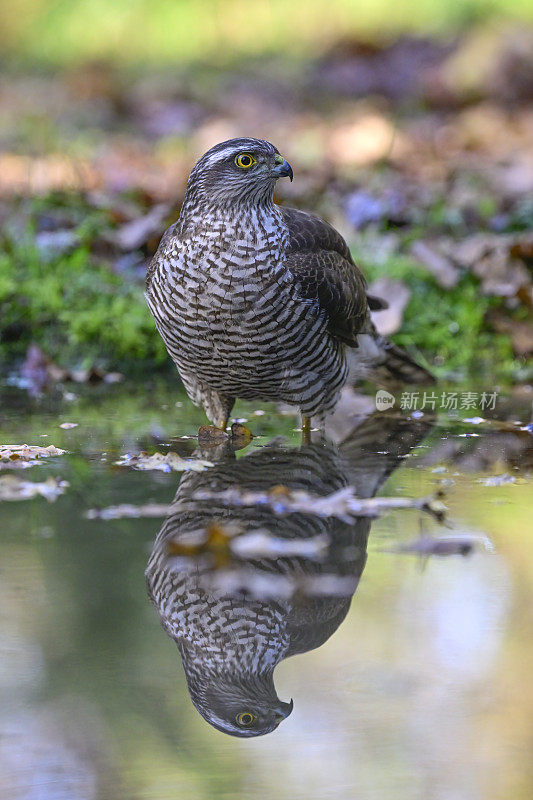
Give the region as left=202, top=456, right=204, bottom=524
left=187, top=668, right=294, bottom=738
left=183, top=137, right=293, bottom=209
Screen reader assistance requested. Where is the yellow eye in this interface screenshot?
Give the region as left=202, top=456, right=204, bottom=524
left=236, top=712, right=256, bottom=727
left=235, top=153, right=256, bottom=169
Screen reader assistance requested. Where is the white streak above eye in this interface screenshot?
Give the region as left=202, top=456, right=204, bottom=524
left=203, top=147, right=244, bottom=165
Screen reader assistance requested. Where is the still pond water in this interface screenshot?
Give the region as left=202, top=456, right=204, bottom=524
left=1, top=380, right=532, bottom=800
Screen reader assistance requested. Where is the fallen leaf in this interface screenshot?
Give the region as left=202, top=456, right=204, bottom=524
left=345, top=187, right=409, bottom=230
left=114, top=451, right=213, bottom=472
left=114, top=203, right=170, bottom=250
left=19, top=344, right=123, bottom=394
left=0, top=475, right=69, bottom=502
left=0, top=444, right=67, bottom=469
left=410, top=240, right=460, bottom=288
left=444, top=233, right=531, bottom=298
left=35, top=229, right=80, bottom=261
left=368, top=277, right=411, bottom=335
left=345, top=190, right=386, bottom=229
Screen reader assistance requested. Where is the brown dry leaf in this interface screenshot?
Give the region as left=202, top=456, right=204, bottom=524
left=368, top=277, right=411, bottom=335
left=114, top=451, right=213, bottom=473
left=0, top=475, right=69, bottom=502
left=410, top=240, right=460, bottom=288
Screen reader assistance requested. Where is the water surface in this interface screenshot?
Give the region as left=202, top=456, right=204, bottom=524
left=1, top=382, right=531, bottom=800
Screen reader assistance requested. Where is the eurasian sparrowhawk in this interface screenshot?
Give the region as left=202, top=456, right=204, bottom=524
left=146, top=138, right=433, bottom=434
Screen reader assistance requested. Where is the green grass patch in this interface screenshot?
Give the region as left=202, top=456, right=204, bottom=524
left=0, top=217, right=166, bottom=368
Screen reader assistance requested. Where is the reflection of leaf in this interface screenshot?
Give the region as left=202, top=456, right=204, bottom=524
left=86, top=503, right=172, bottom=519
left=0, top=475, right=69, bottom=502
left=86, top=490, right=445, bottom=522
left=192, top=485, right=446, bottom=522
left=383, top=533, right=493, bottom=556
left=230, top=530, right=329, bottom=559
left=114, top=451, right=213, bottom=472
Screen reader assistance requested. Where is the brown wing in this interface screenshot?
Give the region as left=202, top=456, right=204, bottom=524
left=279, top=207, right=370, bottom=347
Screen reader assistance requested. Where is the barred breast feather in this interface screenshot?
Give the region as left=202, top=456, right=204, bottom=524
left=146, top=202, right=353, bottom=422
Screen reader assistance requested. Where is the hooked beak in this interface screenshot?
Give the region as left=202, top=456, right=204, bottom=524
left=277, top=698, right=294, bottom=721
left=273, top=158, right=294, bottom=182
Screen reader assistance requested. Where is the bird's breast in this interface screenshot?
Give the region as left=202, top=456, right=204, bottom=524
left=169, top=231, right=291, bottom=321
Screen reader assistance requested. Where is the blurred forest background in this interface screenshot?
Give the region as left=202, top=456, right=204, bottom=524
left=1, top=0, right=532, bottom=386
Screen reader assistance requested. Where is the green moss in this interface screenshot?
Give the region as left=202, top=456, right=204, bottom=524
left=0, top=223, right=166, bottom=368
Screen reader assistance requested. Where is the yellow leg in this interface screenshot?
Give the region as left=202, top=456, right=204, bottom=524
left=301, top=415, right=312, bottom=445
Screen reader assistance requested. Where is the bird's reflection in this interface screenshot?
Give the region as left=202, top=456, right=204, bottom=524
left=146, top=414, right=430, bottom=737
